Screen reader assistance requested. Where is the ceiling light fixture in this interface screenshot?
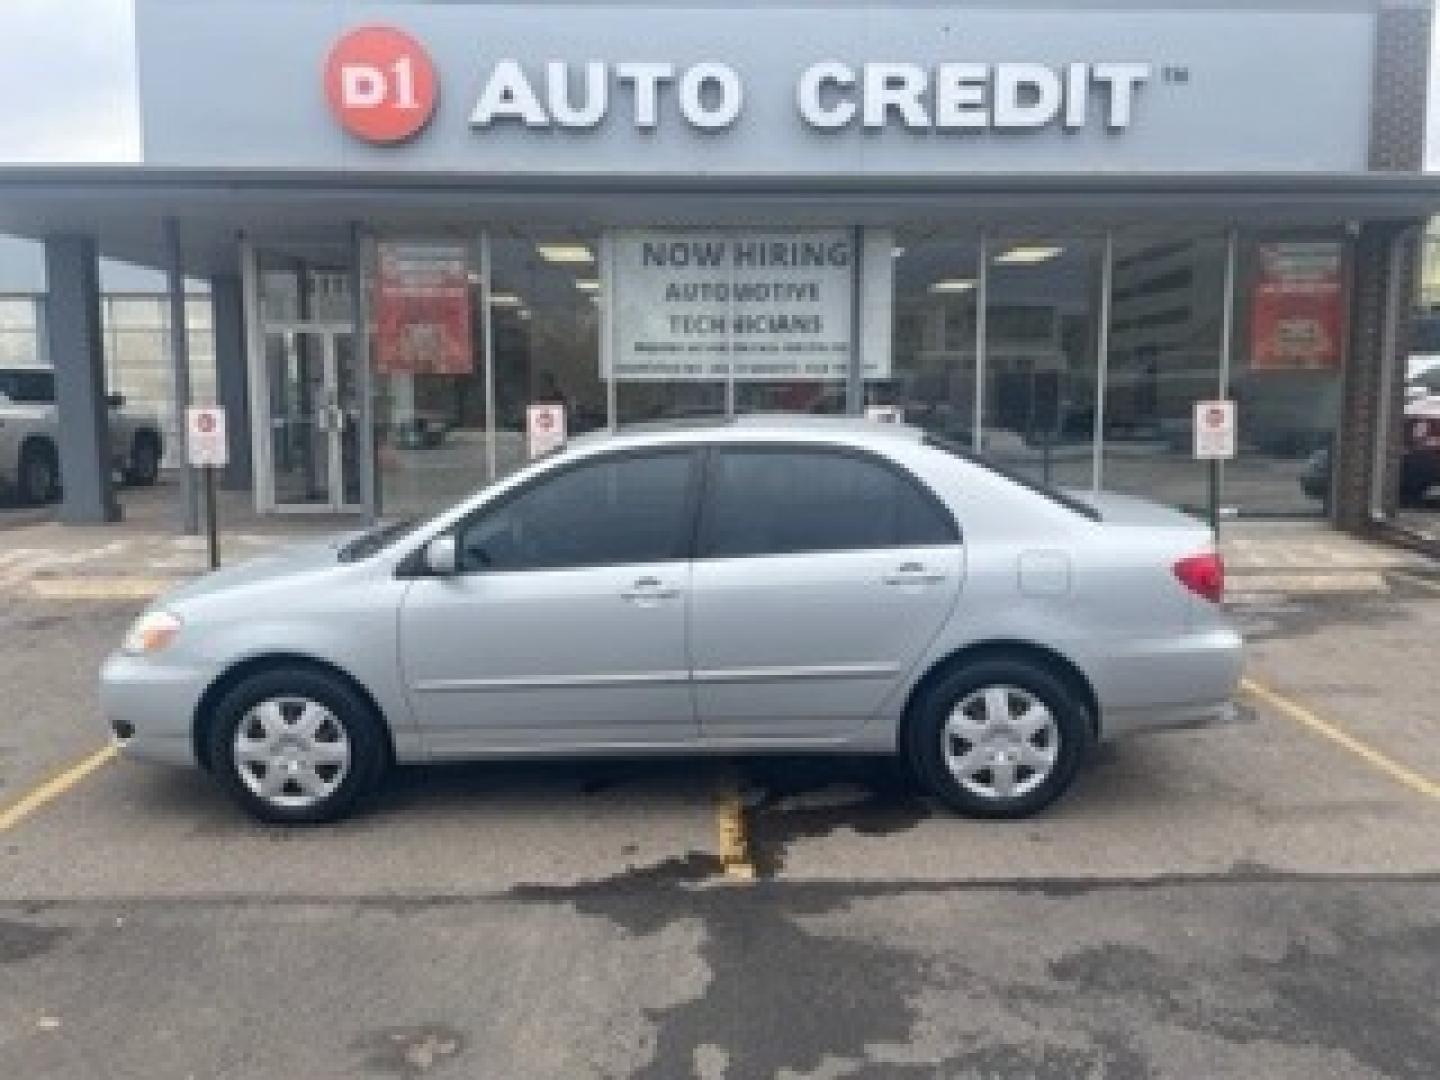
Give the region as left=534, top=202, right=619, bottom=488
left=994, top=245, right=1065, bottom=265
left=536, top=243, right=594, bottom=263
left=574, top=279, right=601, bottom=291
left=929, top=279, right=977, bottom=293
left=488, top=292, right=523, bottom=306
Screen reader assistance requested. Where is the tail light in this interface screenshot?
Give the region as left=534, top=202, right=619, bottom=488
left=1173, top=552, right=1224, bottom=604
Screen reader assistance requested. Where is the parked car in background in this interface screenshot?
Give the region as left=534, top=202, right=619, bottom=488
left=0, top=366, right=164, bottom=505
left=103, top=417, right=1241, bottom=824
left=1300, top=367, right=1440, bottom=508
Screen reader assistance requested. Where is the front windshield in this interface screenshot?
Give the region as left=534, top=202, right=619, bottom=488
left=337, top=517, right=421, bottom=562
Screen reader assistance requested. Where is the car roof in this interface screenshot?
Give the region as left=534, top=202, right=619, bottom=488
left=563, top=414, right=925, bottom=453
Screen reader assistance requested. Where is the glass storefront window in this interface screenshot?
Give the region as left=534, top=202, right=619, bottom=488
left=878, top=232, right=981, bottom=443
left=490, top=232, right=605, bottom=465
left=0, top=295, right=39, bottom=365
left=1228, top=236, right=1345, bottom=517
left=983, top=237, right=1103, bottom=488
left=1101, top=234, right=1227, bottom=513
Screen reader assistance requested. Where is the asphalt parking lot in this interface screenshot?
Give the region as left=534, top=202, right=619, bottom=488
left=1, top=534, right=1439, bottom=1078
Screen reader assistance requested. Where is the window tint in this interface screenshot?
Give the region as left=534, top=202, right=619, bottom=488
left=700, top=448, right=957, bottom=558
left=0, top=369, right=54, bottom=403
left=458, top=451, right=694, bottom=571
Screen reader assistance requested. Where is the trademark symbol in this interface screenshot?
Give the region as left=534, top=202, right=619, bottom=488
left=1162, top=65, right=1190, bottom=85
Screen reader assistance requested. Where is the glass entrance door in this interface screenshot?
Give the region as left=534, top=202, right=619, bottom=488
left=264, top=328, right=361, bottom=511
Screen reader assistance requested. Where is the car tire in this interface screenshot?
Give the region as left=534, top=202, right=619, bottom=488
left=905, top=656, right=1092, bottom=820
left=125, top=432, right=161, bottom=486
left=17, top=439, right=59, bottom=505
left=207, top=666, right=389, bottom=824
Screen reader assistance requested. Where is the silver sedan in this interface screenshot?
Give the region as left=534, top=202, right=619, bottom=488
left=102, top=417, right=1241, bottom=823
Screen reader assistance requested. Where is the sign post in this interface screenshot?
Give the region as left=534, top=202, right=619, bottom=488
left=1193, top=399, right=1236, bottom=535
left=186, top=407, right=229, bottom=569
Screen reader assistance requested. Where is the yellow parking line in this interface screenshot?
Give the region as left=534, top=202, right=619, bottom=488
left=715, top=784, right=756, bottom=881
left=1242, top=678, right=1440, bottom=801
left=0, top=744, right=118, bottom=832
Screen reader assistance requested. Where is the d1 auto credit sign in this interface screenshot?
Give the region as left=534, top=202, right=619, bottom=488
left=186, top=407, right=228, bottom=468
left=1193, top=399, right=1236, bottom=460
left=325, top=26, right=438, bottom=144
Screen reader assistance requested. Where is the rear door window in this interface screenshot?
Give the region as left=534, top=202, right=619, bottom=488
left=698, top=446, right=958, bottom=559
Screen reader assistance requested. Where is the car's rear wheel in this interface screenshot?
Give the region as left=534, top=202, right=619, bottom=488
left=207, top=666, right=389, bottom=824
left=17, top=440, right=58, bottom=505
left=125, top=432, right=161, bottom=486
left=905, top=657, right=1091, bottom=819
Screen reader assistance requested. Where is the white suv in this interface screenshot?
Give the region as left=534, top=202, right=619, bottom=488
left=0, top=366, right=165, bottom=505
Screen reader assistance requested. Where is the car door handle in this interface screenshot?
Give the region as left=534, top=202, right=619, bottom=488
left=620, top=577, right=682, bottom=603
left=883, top=562, right=947, bottom=586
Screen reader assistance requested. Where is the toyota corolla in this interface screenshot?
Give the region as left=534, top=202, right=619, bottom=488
left=102, top=417, right=1241, bottom=823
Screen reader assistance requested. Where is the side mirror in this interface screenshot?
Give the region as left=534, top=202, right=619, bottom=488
left=106, top=392, right=126, bottom=409
left=423, top=534, right=458, bottom=577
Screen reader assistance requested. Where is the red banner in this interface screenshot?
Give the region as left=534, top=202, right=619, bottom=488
left=373, top=242, right=473, bottom=376
left=1249, top=242, right=1344, bottom=372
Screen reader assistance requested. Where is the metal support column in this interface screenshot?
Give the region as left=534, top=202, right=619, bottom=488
left=974, top=235, right=988, bottom=453
left=1092, top=233, right=1114, bottom=491
left=846, top=225, right=865, bottom=415
left=43, top=235, right=120, bottom=524
left=211, top=274, right=252, bottom=491
left=349, top=223, right=378, bottom=524
left=165, top=218, right=199, bottom=534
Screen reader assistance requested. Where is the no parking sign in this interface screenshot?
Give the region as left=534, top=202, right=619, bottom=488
left=527, top=403, right=567, bottom=459
left=186, top=407, right=228, bottom=468
left=1193, top=400, right=1236, bottom=460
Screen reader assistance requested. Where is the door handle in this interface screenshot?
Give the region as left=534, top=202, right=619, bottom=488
left=621, top=577, right=682, bottom=603
left=883, top=562, right=947, bottom=586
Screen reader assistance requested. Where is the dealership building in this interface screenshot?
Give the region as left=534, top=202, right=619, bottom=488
left=0, top=0, right=1436, bottom=529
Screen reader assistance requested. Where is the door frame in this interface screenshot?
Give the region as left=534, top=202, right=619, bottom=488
left=242, top=240, right=363, bottom=515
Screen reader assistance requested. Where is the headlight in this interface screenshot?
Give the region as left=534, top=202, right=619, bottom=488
left=121, top=610, right=182, bottom=655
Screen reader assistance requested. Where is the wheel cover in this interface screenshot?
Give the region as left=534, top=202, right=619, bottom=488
left=942, top=685, right=1060, bottom=800
left=233, top=696, right=351, bottom=810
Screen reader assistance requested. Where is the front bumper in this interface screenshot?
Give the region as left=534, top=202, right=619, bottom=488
left=100, top=651, right=210, bottom=768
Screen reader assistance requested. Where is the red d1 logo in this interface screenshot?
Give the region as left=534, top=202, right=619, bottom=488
left=325, top=26, right=437, bottom=144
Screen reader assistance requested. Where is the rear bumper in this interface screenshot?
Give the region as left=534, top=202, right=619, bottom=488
left=1088, top=625, right=1244, bottom=740
left=100, top=651, right=209, bottom=769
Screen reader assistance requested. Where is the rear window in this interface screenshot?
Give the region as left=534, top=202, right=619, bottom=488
left=923, top=435, right=1102, bottom=522
left=0, top=369, right=54, bottom=404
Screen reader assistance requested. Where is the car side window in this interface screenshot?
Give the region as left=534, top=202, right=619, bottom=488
left=699, top=447, right=958, bottom=559
left=457, top=450, right=695, bottom=572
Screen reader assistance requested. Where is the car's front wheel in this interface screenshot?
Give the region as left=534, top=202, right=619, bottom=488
left=207, top=666, right=389, bottom=824
left=906, top=657, right=1091, bottom=819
